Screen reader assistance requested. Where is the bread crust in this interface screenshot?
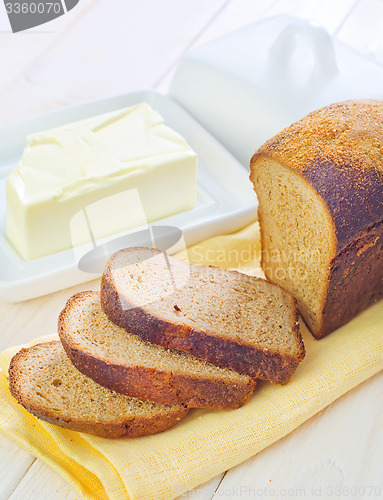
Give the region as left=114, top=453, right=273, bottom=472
left=12, top=404, right=185, bottom=439
left=250, top=99, right=383, bottom=338
left=9, top=342, right=188, bottom=439
left=59, top=292, right=256, bottom=409
left=319, top=220, right=383, bottom=337
left=101, top=268, right=305, bottom=385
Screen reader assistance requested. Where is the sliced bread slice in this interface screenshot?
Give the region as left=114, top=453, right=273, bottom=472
left=58, top=291, right=256, bottom=409
left=101, top=247, right=305, bottom=384
left=9, top=341, right=188, bottom=438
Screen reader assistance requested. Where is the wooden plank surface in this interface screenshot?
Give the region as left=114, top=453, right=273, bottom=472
left=0, top=439, right=35, bottom=500
left=0, top=0, right=382, bottom=498
left=337, top=0, right=383, bottom=63
left=9, top=460, right=79, bottom=500
left=213, top=371, right=383, bottom=499
left=0, top=0, right=229, bottom=125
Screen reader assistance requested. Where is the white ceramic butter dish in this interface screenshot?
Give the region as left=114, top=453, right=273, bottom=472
left=0, top=90, right=257, bottom=302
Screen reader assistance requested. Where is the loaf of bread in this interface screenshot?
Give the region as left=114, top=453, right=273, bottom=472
left=250, top=99, right=383, bottom=339
left=59, top=291, right=256, bottom=409
left=9, top=341, right=188, bottom=438
left=101, top=247, right=305, bottom=384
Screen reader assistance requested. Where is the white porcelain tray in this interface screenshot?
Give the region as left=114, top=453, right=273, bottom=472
left=0, top=90, right=257, bottom=302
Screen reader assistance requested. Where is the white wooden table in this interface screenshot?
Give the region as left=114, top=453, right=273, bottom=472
left=0, top=1, right=382, bottom=498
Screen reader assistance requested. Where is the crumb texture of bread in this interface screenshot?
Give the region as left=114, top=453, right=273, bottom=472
left=101, top=248, right=305, bottom=384
left=250, top=99, right=383, bottom=338
left=58, top=291, right=256, bottom=409
left=8, top=341, right=188, bottom=438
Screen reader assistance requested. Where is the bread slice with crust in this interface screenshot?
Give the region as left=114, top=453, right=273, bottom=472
left=101, top=247, right=305, bottom=384
left=58, top=291, right=256, bottom=409
left=9, top=341, right=188, bottom=439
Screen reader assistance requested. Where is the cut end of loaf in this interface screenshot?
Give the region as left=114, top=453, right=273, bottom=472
left=250, top=155, right=336, bottom=337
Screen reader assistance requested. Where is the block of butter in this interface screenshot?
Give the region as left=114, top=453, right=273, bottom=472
left=6, top=103, right=197, bottom=260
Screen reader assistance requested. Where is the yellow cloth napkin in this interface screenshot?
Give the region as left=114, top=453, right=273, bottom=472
left=0, top=221, right=382, bottom=500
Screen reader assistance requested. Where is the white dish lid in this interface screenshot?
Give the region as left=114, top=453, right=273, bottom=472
left=170, top=15, right=383, bottom=167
